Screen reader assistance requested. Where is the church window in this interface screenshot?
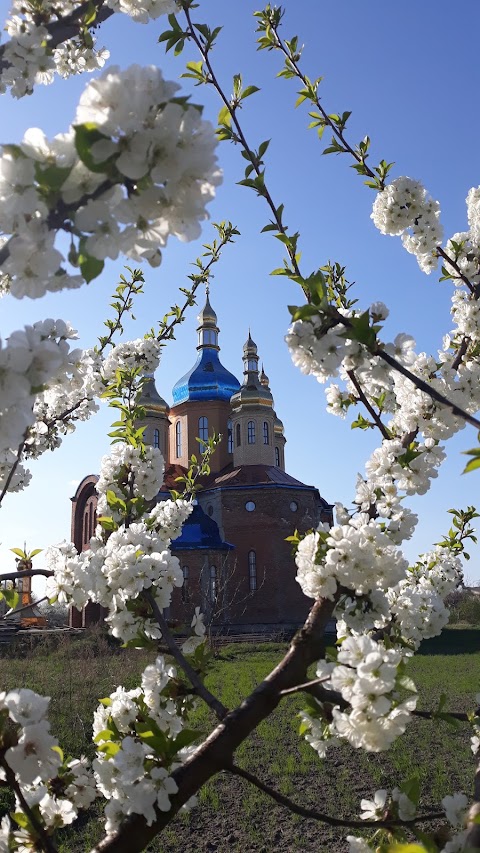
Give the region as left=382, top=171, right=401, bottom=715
left=198, top=416, right=209, bottom=443
left=175, top=420, right=182, bottom=458
left=247, top=358, right=257, bottom=371
left=201, top=328, right=217, bottom=346
left=275, top=446, right=280, bottom=467
left=207, top=505, right=214, bottom=517
left=182, top=566, right=189, bottom=603
left=290, top=501, right=298, bottom=512
left=245, top=501, right=256, bottom=512
left=247, top=420, right=256, bottom=444
left=209, top=565, right=217, bottom=602
left=153, top=428, right=160, bottom=448
left=248, top=551, right=257, bottom=591
left=263, top=422, right=269, bottom=445
left=236, top=423, right=241, bottom=446
left=227, top=419, right=233, bottom=453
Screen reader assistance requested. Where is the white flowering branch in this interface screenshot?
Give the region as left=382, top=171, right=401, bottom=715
left=0, top=759, right=59, bottom=853
left=143, top=589, right=228, bottom=721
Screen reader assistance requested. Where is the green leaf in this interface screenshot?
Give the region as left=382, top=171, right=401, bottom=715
left=463, top=447, right=480, bottom=473
left=400, top=775, right=421, bottom=807
left=35, top=163, right=72, bottom=192
left=3, top=588, right=19, bottom=609
left=73, top=123, right=115, bottom=173
left=396, top=674, right=417, bottom=693
left=10, top=548, right=26, bottom=558
left=79, top=252, right=104, bottom=284
left=241, top=85, right=260, bottom=99
left=12, top=812, right=31, bottom=830
left=97, top=741, right=121, bottom=757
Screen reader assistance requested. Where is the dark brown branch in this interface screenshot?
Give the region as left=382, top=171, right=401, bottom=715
left=143, top=590, right=228, bottom=721
left=228, top=764, right=444, bottom=829
left=346, top=369, right=391, bottom=439
left=90, top=596, right=337, bottom=852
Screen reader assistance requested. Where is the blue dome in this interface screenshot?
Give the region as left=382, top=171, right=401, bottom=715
left=172, top=348, right=240, bottom=404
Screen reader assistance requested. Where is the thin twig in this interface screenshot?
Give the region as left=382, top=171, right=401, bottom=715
left=143, top=589, right=228, bottom=721
left=182, top=5, right=304, bottom=289
left=451, top=336, right=471, bottom=372
left=0, top=437, right=26, bottom=507
left=347, top=369, right=391, bottom=439
left=228, top=764, right=444, bottom=829
left=279, top=676, right=331, bottom=696
left=376, top=348, right=480, bottom=430
left=3, top=595, right=49, bottom=620
left=436, top=247, right=476, bottom=294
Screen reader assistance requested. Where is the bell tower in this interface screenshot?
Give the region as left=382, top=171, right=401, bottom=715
left=230, top=333, right=277, bottom=467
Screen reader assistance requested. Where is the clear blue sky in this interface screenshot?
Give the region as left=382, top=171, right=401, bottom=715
left=2, top=0, right=480, bottom=587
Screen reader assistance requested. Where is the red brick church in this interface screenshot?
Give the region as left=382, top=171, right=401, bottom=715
left=70, top=293, right=333, bottom=633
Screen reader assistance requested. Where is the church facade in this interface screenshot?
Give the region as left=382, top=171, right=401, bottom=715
left=70, top=295, right=333, bottom=633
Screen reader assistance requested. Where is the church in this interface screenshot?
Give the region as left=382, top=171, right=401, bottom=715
left=70, top=293, right=333, bottom=634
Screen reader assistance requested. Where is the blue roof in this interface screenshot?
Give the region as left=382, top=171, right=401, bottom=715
left=172, top=347, right=240, bottom=404
left=171, top=504, right=234, bottom=551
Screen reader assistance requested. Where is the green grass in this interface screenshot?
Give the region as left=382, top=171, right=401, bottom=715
left=1, top=628, right=479, bottom=852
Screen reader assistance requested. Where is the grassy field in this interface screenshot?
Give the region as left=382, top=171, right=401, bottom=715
left=1, top=628, right=479, bottom=852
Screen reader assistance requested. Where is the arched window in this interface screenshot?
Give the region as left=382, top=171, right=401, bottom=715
left=247, top=358, right=257, bottom=371
left=153, top=428, right=160, bottom=449
left=263, top=421, right=269, bottom=445
left=248, top=551, right=257, bottom=591
left=198, top=416, right=208, bottom=443
left=175, top=420, right=182, bottom=458
left=182, top=566, right=189, bottom=603
left=247, top=420, right=256, bottom=444
left=275, top=446, right=280, bottom=467
left=209, top=566, right=217, bottom=602
left=236, top=423, right=241, bottom=447
left=227, top=419, right=233, bottom=453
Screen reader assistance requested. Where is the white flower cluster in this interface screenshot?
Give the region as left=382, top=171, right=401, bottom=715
left=0, top=65, right=220, bottom=300
left=359, top=786, right=416, bottom=821
left=0, top=688, right=95, bottom=848
left=371, top=176, right=443, bottom=273
left=96, top=443, right=165, bottom=519
left=387, top=546, right=461, bottom=647
left=286, top=314, right=365, bottom=384
left=0, top=0, right=178, bottom=98
left=106, top=0, right=178, bottom=23
left=0, top=319, right=81, bottom=492
left=149, top=498, right=193, bottom=541
left=296, top=520, right=408, bottom=601
left=102, top=339, right=161, bottom=383
left=46, top=521, right=183, bottom=643
left=93, top=656, right=186, bottom=830
left=301, top=636, right=416, bottom=755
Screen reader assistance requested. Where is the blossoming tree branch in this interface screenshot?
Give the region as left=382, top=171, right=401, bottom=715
left=0, top=1, right=479, bottom=852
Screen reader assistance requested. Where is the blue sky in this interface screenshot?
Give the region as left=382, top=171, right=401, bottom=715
left=2, top=0, right=480, bottom=587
